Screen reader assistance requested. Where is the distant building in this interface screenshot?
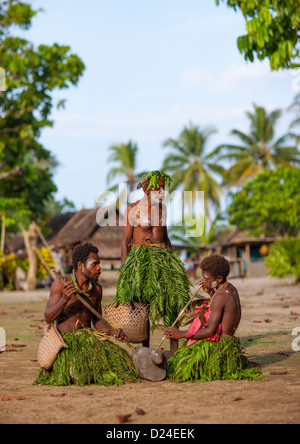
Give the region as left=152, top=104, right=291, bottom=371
left=51, top=207, right=123, bottom=270
left=217, top=229, right=282, bottom=278
left=172, top=229, right=284, bottom=279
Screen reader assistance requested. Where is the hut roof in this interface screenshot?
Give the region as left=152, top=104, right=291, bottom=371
left=217, top=229, right=282, bottom=247
left=91, top=225, right=123, bottom=260
left=47, top=212, right=75, bottom=245
left=53, top=206, right=123, bottom=259
left=53, top=208, right=100, bottom=247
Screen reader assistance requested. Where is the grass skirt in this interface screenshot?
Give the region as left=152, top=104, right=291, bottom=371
left=167, top=336, right=263, bottom=382
left=34, top=329, right=139, bottom=387
left=116, top=244, right=192, bottom=327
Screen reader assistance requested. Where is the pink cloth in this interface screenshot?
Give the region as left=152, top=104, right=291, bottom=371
left=186, top=306, right=222, bottom=347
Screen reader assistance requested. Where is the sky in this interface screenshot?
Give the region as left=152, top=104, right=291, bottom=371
left=20, top=0, right=297, bottom=211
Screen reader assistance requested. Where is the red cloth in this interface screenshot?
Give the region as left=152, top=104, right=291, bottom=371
left=185, top=306, right=222, bottom=347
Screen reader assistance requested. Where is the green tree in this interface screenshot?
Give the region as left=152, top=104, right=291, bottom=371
left=216, top=0, right=300, bottom=70
left=209, top=104, right=299, bottom=187
left=0, top=197, right=30, bottom=253
left=169, top=213, right=233, bottom=251
left=162, top=123, right=223, bottom=222
left=0, top=1, right=85, bottom=289
left=227, top=167, right=300, bottom=238
left=102, top=140, right=146, bottom=211
left=265, top=238, right=300, bottom=282
left=288, top=93, right=300, bottom=145
left=106, top=141, right=140, bottom=193
left=46, top=197, right=76, bottom=217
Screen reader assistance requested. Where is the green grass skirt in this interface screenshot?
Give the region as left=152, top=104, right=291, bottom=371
left=116, top=244, right=192, bottom=327
left=34, top=329, right=139, bottom=387
left=167, top=336, right=263, bottom=382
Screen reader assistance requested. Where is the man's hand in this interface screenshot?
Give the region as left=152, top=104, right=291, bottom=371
left=112, top=328, right=127, bottom=340
left=164, top=327, right=186, bottom=340
left=198, top=279, right=210, bottom=294
left=62, top=282, right=77, bottom=301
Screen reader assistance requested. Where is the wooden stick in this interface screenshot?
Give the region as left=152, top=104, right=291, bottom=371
left=35, top=225, right=49, bottom=250
left=51, top=269, right=138, bottom=356
left=157, top=283, right=204, bottom=350
left=34, top=248, right=56, bottom=279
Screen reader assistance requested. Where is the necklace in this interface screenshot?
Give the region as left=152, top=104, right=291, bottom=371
left=70, top=270, right=93, bottom=301
left=208, top=281, right=229, bottom=307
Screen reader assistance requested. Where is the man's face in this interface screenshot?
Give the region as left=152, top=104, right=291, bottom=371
left=200, top=270, right=221, bottom=291
left=80, top=252, right=101, bottom=280
left=148, top=177, right=165, bottom=203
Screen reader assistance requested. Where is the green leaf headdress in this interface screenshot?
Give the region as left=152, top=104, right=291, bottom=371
left=137, top=170, right=172, bottom=190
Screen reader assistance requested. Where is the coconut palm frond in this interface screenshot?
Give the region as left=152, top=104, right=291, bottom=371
left=162, top=123, right=221, bottom=221
left=212, top=104, right=297, bottom=187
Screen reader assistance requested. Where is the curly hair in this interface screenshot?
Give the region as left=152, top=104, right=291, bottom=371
left=72, top=243, right=99, bottom=270
left=200, top=254, right=230, bottom=281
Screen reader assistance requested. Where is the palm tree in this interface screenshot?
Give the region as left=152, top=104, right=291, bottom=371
left=209, top=104, right=300, bottom=187
left=169, top=213, right=233, bottom=250
left=288, top=93, right=300, bottom=145
left=106, top=140, right=140, bottom=193
left=162, top=123, right=223, bottom=222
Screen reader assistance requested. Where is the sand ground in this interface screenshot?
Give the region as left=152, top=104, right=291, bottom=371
left=0, top=274, right=300, bottom=425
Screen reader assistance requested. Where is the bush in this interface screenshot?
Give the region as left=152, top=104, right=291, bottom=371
left=37, top=247, right=54, bottom=280
left=0, top=253, right=19, bottom=290
left=265, top=238, right=300, bottom=282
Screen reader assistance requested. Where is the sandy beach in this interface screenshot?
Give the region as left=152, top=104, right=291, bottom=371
left=0, top=274, right=300, bottom=424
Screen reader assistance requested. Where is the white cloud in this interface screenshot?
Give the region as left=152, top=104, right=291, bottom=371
left=125, top=88, right=155, bottom=100
left=181, top=60, right=290, bottom=94
left=45, top=103, right=250, bottom=145
left=170, top=12, right=238, bottom=35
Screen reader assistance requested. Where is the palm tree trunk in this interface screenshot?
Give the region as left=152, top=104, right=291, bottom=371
left=0, top=214, right=5, bottom=254
left=128, top=168, right=135, bottom=193
left=21, top=222, right=38, bottom=291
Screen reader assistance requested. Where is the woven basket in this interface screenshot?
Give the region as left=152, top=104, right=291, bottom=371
left=103, top=302, right=150, bottom=343
left=37, top=323, right=68, bottom=370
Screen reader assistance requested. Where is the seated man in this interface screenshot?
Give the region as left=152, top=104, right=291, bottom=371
left=165, top=254, right=262, bottom=382
left=35, top=243, right=139, bottom=386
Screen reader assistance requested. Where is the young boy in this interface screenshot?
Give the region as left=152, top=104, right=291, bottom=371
left=165, top=254, right=262, bottom=382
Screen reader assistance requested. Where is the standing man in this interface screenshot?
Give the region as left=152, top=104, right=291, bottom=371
left=116, top=171, right=192, bottom=354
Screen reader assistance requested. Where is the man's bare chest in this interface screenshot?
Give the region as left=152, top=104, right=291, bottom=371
left=63, top=292, right=98, bottom=315
left=131, top=207, right=166, bottom=227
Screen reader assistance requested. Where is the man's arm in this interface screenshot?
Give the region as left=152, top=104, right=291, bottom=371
left=121, top=206, right=134, bottom=263
left=189, top=300, right=223, bottom=340
left=44, top=278, right=76, bottom=324
left=93, top=284, right=126, bottom=340
left=164, top=295, right=224, bottom=340
left=93, top=284, right=110, bottom=331
left=164, top=225, right=172, bottom=249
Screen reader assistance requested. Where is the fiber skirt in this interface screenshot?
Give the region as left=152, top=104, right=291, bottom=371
left=116, top=244, right=192, bottom=327
left=34, top=329, right=139, bottom=387
left=167, top=336, right=263, bottom=382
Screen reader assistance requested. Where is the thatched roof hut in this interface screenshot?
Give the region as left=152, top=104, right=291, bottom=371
left=215, top=229, right=283, bottom=278
left=52, top=206, right=123, bottom=263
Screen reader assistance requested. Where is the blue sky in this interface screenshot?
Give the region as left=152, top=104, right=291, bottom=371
left=22, top=0, right=296, bottom=210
